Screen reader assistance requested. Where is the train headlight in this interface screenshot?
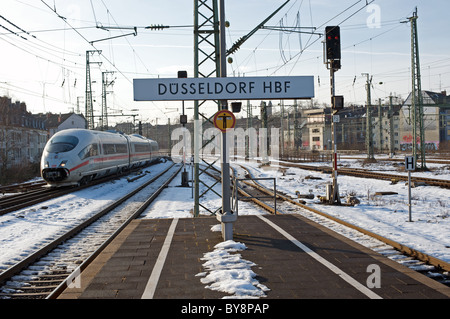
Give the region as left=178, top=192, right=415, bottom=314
left=44, top=161, right=49, bottom=168
left=59, top=160, right=68, bottom=167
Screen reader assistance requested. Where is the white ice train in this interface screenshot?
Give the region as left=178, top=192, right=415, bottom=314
left=41, top=129, right=159, bottom=186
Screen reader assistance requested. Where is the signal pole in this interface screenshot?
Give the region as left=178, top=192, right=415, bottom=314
left=324, top=26, right=342, bottom=205
left=216, top=0, right=236, bottom=241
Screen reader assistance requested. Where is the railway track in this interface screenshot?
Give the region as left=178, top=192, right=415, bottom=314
left=0, top=160, right=168, bottom=216
left=0, top=180, right=47, bottom=194
left=277, top=161, right=450, bottom=189
left=231, top=164, right=450, bottom=287
left=0, top=186, right=76, bottom=216
left=339, top=156, right=450, bottom=165
left=279, top=154, right=450, bottom=165
left=0, top=162, right=181, bottom=299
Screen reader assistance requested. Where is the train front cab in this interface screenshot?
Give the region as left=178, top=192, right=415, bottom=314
left=41, top=134, right=79, bottom=184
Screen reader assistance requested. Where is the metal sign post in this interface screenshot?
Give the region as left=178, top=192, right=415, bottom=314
left=216, top=0, right=234, bottom=241
left=405, top=155, right=415, bottom=222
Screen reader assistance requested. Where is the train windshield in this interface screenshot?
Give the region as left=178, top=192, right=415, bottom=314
left=46, top=135, right=79, bottom=153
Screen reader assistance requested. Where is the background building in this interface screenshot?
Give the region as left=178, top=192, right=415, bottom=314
left=41, top=112, right=87, bottom=138
left=0, top=96, right=47, bottom=169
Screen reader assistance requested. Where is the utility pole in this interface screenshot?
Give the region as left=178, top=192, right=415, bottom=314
left=408, top=7, right=426, bottom=170
left=362, top=73, right=375, bottom=161
left=378, top=98, right=382, bottom=153
left=260, top=101, right=269, bottom=164
left=389, top=94, right=395, bottom=157
left=287, top=108, right=291, bottom=152
left=85, top=50, right=102, bottom=130
left=76, top=96, right=82, bottom=115
left=280, top=100, right=284, bottom=158
left=246, top=100, right=253, bottom=158
left=293, top=99, right=300, bottom=154
left=167, top=118, right=171, bottom=156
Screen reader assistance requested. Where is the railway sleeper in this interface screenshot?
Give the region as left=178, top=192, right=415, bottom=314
left=0, top=291, right=51, bottom=298
left=28, top=279, right=65, bottom=285
left=3, top=285, right=58, bottom=291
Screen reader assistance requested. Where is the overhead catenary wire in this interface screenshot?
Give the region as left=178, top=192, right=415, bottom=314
left=3, top=1, right=448, bottom=118
left=39, top=0, right=171, bottom=123
left=276, top=0, right=376, bottom=76
left=239, top=6, right=422, bottom=99
left=4, top=0, right=179, bottom=120
left=0, top=14, right=36, bottom=40
left=39, top=0, right=133, bottom=85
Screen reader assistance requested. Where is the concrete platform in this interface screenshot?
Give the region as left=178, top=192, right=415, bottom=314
left=58, top=214, right=450, bottom=299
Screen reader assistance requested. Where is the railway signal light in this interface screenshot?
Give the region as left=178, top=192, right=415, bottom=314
left=177, top=70, right=188, bottom=78
left=325, top=26, right=341, bottom=61
left=332, top=95, right=344, bottom=110
left=231, top=102, right=241, bottom=113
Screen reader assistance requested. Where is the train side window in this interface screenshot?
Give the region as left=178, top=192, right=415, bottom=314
left=115, top=144, right=128, bottom=154
left=135, top=143, right=150, bottom=153
left=91, top=144, right=99, bottom=157
left=78, top=144, right=98, bottom=160
left=103, top=144, right=115, bottom=155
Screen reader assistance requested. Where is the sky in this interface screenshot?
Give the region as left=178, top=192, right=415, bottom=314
left=0, top=0, right=449, bottom=127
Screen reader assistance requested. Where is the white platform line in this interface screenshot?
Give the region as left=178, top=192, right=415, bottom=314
left=256, top=215, right=382, bottom=299
left=141, top=218, right=179, bottom=299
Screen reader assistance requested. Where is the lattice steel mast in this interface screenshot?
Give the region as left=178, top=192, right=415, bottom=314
left=193, top=0, right=221, bottom=217
left=85, top=50, right=101, bottom=130
left=408, top=7, right=426, bottom=169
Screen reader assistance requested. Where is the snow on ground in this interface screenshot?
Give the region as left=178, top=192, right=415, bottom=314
left=0, top=154, right=449, bottom=299
left=195, top=239, right=270, bottom=299
left=240, top=155, right=450, bottom=264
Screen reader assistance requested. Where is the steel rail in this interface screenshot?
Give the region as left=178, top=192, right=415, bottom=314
left=0, top=181, right=47, bottom=194
left=238, top=164, right=450, bottom=273
left=277, top=161, right=450, bottom=189
left=0, top=163, right=179, bottom=293
left=46, top=163, right=182, bottom=299
left=0, top=186, right=76, bottom=215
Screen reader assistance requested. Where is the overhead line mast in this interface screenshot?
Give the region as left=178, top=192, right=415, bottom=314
left=192, top=0, right=291, bottom=218
left=85, top=50, right=101, bottom=130
left=408, top=7, right=426, bottom=170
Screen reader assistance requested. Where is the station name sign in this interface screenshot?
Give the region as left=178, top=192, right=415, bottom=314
left=133, top=76, right=314, bottom=101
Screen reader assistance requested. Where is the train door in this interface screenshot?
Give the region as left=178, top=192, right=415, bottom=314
left=125, top=135, right=132, bottom=168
